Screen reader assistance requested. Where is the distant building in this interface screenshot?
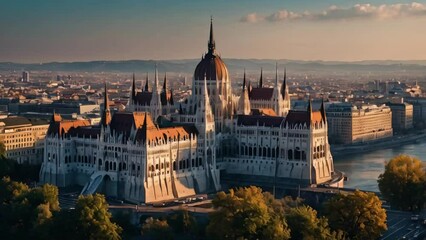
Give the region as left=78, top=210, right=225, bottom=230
left=327, top=103, right=393, bottom=144
left=0, top=116, right=49, bottom=164
left=8, top=101, right=99, bottom=115
left=22, top=71, right=30, bottom=82
left=386, top=101, right=413, bottom=131
left=405, top=98, right=426, bottom=128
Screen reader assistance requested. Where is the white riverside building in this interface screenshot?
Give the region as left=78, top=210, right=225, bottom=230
left=40, top=20, right=339, bottom=203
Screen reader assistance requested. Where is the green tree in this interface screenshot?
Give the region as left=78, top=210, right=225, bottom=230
left=286, top=205, right=334, bottom=240
left=75, top=193, right=122, bottom=240
left=0, top=156, right=17, bottom=179
left=141, top=217, right=173, bottom=240
left=112, top=210, right=138, bottom=239
left=39, top=210, right=80, bottom=240
left=206, top=186, right=290, bottom=240
left=167, top=208, right=197, bottom=235
left=324, top=190, right=387, bottom=240
left=378, top=154, right=426, bottom=211
left=0, top=177, right=60, bottom=240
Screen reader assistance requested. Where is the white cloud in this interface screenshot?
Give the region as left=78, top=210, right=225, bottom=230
left=264, top=10, right=304, bottom=22
left=241, top=2, right=426, bottom=23
left=240, top=13, right=263, bottom=23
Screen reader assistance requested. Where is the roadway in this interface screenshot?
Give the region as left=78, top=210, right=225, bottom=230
left=381, top=210, right=425, bottom=240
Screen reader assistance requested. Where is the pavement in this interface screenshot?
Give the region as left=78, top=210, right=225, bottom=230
left=58, top=192, right=78, bottom=209
left=58, top=192, right=213, bottom=213
left=381, top=210, right=426, bottom=240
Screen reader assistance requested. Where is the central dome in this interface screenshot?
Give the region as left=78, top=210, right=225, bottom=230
left=193, top=20, right=229, bottom=81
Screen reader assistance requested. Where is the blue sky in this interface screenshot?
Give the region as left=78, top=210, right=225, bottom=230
left=1, top=0, right=426, bottom=62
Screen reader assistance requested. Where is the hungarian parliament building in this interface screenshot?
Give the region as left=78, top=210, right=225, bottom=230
left=40, top=21, right=338, bottom=203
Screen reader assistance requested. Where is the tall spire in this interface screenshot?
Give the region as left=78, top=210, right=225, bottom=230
left=307, top=98, right=312, bottom=127
left=154, top=64, right=159, bottom=93
left=275, top=63, right=278, bottom=87
left=101, top=82, right=112, bottom=126
left=150, top=64, right=162, bottom=120
left=320, top=98, right=327, bottom=123
left=131, top=73, right=136, bottom=101
left=259, top=67, right=263, bottom=88
left=144, top=72, right=149, bottom=92
left=281, top=68, right=288, bottom=100
left=242, top=68, right=246, bottom=90
left=208, top=17, right=215, bottom=54
left=163, top=72, right=167, bottom=91
left=238, top=68, right=251, bottom=115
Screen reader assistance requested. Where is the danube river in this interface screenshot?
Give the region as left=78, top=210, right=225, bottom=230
left=333, top=140, right=426, bottom=192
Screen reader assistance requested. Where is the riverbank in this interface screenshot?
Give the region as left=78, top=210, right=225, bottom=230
left=331, top=130, right=426, bottom=157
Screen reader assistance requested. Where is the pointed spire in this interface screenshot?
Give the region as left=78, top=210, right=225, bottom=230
left=238, top=69, right=251, bottom=115
left=154, top=64, right=159, bottom=92
left=101, top=82, right=112, bottom=126
left=163, top=72, right=167, bottom=91
left=259, top=67, right=263, bottom=88
left=281, top=68, right=287, bottom=100
left=144, top=72, right=149, bottom=91
left=208, top=17, right=215, bottom=54
left=275, top=62, right=279, bottom=87
left=320, top=98, right=327, bottom=123
left=169, top=89, right=174, bottom=105
left=307, top=98, right=312, bottom=127
left=131, top=73, right=136, bottom=101
left=242, top=68, right=246, bottom=90
left=52, top=109, right=62, bottom=122
left=104, top=82, right=109, bottom=109
left=142, top=112, right=147, bottom=129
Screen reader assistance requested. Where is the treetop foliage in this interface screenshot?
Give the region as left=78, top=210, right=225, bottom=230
left=378, top=154, right=426, bottom=211
left=324, top=190, right=387, bottom=240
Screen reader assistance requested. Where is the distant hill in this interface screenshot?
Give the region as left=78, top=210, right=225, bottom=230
left=1, top=59, right=425, bottom=74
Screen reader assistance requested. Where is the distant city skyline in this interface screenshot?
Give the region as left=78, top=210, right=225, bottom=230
left=2, top=0, right=426, bottom=63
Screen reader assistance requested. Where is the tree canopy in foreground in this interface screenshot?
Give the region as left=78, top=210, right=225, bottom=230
left=324, top=190, right=387, bottom=240
left=378, top=154, right=426, bottom=211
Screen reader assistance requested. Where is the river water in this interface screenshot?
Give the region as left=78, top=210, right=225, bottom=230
left=333, top=140, right=426, bottom=192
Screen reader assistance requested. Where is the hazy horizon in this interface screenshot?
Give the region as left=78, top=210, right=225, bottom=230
left=2, top=0, right=426, bottom=63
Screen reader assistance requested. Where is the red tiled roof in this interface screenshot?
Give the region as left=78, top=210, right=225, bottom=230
left=285, top=110, right=324, bottom=127
left=251, top=108, right=277, bottom=116
left=110, top=112, right=156, bottom=136
left=134, top=91, right=173, bottom=106
left=249, top=87, right=273, bottom=100
left=236, top=115, right=285, bottom=128
left=47, top=119, right=91, bottom=137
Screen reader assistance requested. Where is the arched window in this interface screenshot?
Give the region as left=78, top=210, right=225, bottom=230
left=295, top=149, right=301, bottom=160
left=288, top=150, right=293, bottom=160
